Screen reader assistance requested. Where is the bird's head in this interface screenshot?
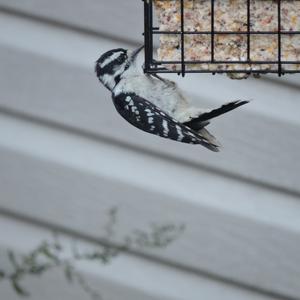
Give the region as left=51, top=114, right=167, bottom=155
left=95, top=45, right=144, bottom=91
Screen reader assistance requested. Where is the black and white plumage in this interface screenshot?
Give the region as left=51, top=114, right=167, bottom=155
left=95, top=46, right=249, bottom=152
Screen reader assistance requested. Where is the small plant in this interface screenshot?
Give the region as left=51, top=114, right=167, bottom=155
left=0, top=208, right=185, bottom=299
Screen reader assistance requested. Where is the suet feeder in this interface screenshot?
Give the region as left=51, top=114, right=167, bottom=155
left=143, top=0, right=300, bottom=78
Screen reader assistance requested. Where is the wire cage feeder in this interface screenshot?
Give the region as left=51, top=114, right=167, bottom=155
left=143, top=0, right=300, bottom=77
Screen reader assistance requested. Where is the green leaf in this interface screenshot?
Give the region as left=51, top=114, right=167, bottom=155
left=0, top=270, right=5, bottom=280
left=8, top=250, right=19, bottom=268
left=40, top=243, right=59, bottom=263
left=11, top=277, right=29, bottom=297
left=29, top=264, right=48, bottom=275
left=64, top=264, right=74, bottom=283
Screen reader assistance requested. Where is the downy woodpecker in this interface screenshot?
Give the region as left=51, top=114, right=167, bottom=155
left=95, top=46, right=248, bottom=152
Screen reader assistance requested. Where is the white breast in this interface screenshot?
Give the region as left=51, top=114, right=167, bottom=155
left=114, top=74, right=191, bottom=118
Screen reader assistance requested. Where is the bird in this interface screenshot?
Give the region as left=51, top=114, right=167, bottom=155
left=95, top=45, right=249, bottom=152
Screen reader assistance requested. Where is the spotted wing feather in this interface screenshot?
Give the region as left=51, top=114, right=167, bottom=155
left=112, top=93, right=219, bottom=152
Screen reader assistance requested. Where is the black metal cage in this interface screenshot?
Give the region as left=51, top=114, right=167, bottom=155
left=143, top=0, right=300, bottom=77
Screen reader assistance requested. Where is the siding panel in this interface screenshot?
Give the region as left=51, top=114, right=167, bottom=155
left=0, top=216, right=287, bottom=300
left=0, top=0, right=143, bottom=44
left=0, top=114, right=299, bottom=299
left=0, top=39, right=299, bottom=194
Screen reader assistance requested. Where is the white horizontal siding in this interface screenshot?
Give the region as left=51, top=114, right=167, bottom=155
left=0, top=113, right=300, bottom=299
left=0, top=0, right=143, bottom=45
left=0, top=216, right=288, bottom=300
left=0, top=12, right=299, bottom=195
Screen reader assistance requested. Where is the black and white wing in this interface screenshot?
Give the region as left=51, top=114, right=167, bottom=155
left=112, top=93, right=220, bottom=152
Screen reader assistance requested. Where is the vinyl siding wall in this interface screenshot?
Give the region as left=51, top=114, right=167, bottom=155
left=0, top=1, right=299, bottom=300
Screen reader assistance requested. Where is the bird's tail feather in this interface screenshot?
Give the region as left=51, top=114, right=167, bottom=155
left=198, top=128, right=221, bottom=152
left=196, top=100, right=249, bottom=122
left=200, top=128, right=221, bottom=146
left=183, top=100, right=249, bottom=152
left=200, top=139, right=220, bottom=152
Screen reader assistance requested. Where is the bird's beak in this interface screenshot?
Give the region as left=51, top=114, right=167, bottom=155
left=130, top=45, right=144, bottom=62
